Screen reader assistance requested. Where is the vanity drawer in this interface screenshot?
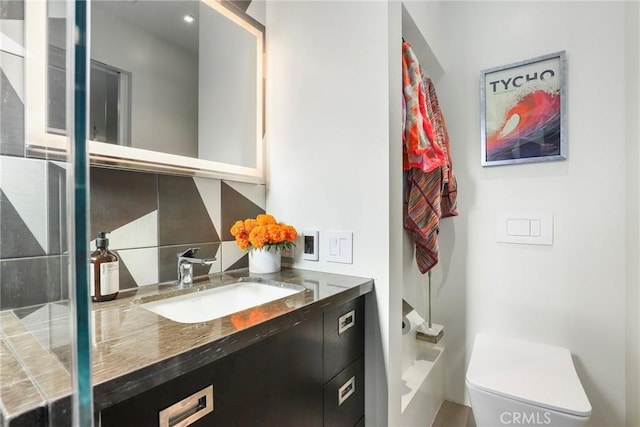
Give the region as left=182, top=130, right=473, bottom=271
left=100, top=315, right=324, bottom=427
left=323, top=355, right=364, bottom=427
left=323, top=296, right=365, bottom=383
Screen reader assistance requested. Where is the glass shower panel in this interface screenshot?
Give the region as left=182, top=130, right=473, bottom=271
left=0, top=0, right=92, bottom=425
left=70, top=0, right=93, bottom=424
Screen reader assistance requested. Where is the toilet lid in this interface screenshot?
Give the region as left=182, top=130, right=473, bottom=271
left=466, top=334, right=592, bottom=417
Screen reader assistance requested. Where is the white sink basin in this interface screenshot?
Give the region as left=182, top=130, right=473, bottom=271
left=140, top=281, right=303, bottom=324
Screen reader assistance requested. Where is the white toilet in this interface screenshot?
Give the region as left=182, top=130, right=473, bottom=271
left=466, top=333, right=592, bottom=427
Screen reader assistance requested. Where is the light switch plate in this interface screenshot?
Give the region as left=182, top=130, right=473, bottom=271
left=302, top=230, right=319, bottom=261
left=326, top=231, right=353, bottom=264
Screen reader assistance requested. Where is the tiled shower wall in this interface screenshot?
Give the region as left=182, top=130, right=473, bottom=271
left=0, top=0, right=265, bottom=310
left=1, top=147, right=265, bottom=312
left=0, top=156, right=69, bottom=310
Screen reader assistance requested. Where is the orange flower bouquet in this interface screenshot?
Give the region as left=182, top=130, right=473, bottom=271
left=230, top=214, right=297, bottom=253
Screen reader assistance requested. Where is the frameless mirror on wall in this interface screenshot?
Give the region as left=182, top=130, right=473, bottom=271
left=27, top=0, right=265, bottom=182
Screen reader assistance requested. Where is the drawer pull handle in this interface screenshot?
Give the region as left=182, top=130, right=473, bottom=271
left=338, top=310, right=355, bottom=334
left=159, top=385, right=214, bottom=427
left=338, top=376, right=356, bottom=406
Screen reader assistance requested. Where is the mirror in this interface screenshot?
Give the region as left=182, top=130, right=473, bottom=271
left=26, top=0, right=264, bottom=182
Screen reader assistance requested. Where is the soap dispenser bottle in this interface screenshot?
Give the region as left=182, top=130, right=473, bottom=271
left=90, top=232, right=119, bottom=302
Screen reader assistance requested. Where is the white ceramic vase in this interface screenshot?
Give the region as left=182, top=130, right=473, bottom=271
left=248, top=247, right=281, bottom=274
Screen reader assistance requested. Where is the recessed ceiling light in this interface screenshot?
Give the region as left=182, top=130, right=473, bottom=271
left=183, top=14, right=195, bottom=24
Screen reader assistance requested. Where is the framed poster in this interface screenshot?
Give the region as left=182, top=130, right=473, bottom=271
left=481, top=51, right=567, bottom=166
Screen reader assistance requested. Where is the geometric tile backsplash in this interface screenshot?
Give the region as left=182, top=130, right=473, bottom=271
left=0, top=161, right=265, bottom=310
left=89, top=168, right=265, bottom=292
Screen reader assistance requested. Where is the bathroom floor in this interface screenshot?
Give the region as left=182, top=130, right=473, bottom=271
left=432, top=401, right=475, bottom=427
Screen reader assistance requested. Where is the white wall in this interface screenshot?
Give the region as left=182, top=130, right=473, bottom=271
left=625, top=3, right=640, bottom=426
left=265, top=2, right=636, bottom=426
left=400, top=1, right=468, bottom=411
left=265, top=1, right=399, bottom=425
left=401, top=1, right=445, bottom=79
left=91, top=7, right=198, bottom=157
left=438, top=2, right=628, bottom=426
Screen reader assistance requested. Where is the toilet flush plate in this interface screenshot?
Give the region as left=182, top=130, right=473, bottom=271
left=496, top=212, right=553, bottom=245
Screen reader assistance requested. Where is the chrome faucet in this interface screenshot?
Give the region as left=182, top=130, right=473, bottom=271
left=177, top=248, right=216, bottom=288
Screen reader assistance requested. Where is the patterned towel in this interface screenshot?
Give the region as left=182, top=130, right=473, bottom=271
left=423, top=75, right=458, bottom=218
left=402, top=42, right=446, bottom=173
left=404, top=167, right=442, bottom=274
left=403, top=52, right=458, bottom=274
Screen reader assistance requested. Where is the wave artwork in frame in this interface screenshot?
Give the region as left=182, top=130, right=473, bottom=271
left=480, top=51, right=567, bottom=167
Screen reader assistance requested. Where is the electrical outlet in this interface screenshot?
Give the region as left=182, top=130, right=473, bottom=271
left=302, top=230, right=319, bottom=261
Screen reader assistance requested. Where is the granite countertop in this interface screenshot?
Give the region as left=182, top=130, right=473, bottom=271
left=0, top=268, right=373, bottom=424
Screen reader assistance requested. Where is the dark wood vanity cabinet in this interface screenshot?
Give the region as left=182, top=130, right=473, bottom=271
left=100, top=296, right=365, bottom=427
left=323, top=296, right=366, bottom=427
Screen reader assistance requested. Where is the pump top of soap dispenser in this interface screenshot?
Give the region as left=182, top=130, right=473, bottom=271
left=96, top=232, right=109, bottom=249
